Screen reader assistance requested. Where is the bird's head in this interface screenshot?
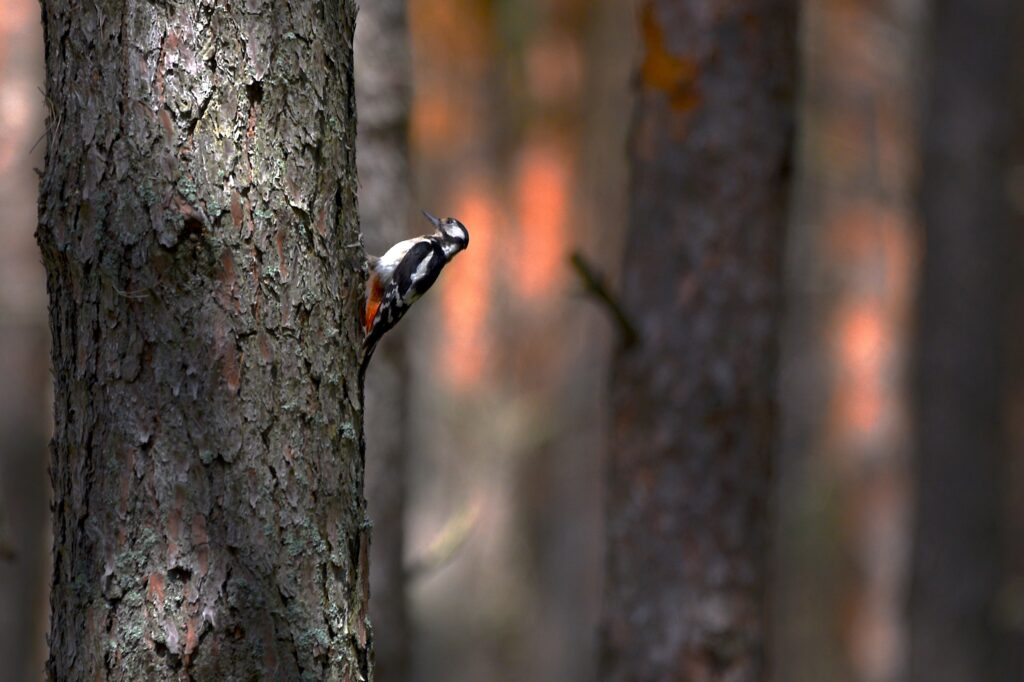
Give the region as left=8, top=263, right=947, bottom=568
left=422, top=210, right=469, bottom=255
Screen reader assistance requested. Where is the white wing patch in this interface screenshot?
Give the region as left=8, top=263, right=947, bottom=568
left=404, top=251, right=435, bottom=304
left=374, top=237, right=428, bottom=282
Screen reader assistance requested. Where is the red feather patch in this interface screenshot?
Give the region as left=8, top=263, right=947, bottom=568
left=365, top=273, right=384, bottom=333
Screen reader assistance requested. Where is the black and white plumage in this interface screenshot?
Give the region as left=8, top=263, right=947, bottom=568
left=362, top=211, right=469, bottom=370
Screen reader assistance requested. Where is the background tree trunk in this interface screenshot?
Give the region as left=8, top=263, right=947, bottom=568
left=37, top=0, right=370, bottom=678
left=0, top=0, right=50, bottom=677
left=600, top=1, right=796, bottom=680
left=771, top=2, right=921, bottom=681
left=355, top=0, right=415, bottom=679
left=909, top=1, right=1021, bottom=680
left=1006, top=10, right=1024, bottom=675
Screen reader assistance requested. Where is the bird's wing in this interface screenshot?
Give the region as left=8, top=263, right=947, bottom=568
left=365, top=237, right=426, bottom=333
left=366, top=241, right=440, bottom=342
left=376, top=237, right=428, bottom=282
left=391, top=240, right=443, bottom=305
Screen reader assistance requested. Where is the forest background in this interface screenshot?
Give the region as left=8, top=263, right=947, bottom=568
left=1, top=0, right=1022, bottom=680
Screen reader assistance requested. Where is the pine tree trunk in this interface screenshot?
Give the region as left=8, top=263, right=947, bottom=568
left=37, top=0, right=371, bottom=678
left=909, top=1, right=1020, bottom=680
left=601, top=1, right=796, bottom=680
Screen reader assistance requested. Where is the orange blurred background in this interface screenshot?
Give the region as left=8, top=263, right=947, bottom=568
left=3, top=0, right=1012, bottom=681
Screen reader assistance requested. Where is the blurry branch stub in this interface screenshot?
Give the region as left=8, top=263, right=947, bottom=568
left=601, top=1, right=796, bottom=681
left=404, top=501, right=480, bottom=580
left=37, top=0, right=370, bottom=679
left=569, top=251, right=639, bottom=349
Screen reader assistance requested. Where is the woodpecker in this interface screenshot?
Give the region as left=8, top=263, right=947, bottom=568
left=362, top=210, right=469, bottom=371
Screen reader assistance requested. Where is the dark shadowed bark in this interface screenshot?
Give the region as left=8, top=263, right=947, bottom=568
left=355, top=0, right=414, bottom=680
left=909, top=1, right=1021, bottom=681
left=37, top=0, right=371, bottom=678
left=601, top=1, right=796, bottom=680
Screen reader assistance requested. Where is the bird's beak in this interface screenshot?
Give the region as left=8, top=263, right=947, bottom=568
left=422, top=210, right=443, bottom=228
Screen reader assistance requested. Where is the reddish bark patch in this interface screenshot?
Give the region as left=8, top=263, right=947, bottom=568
left=640, top=3, right=700, bottom=112
left=159, top=109, right=174, bottom=141
left=184, top=618, right=199, bottom=659
left=230, top=190, right=243, bottom=228
left=219, top=248, right=236, bottom=283
left=218, top=249, right=240, bottom=311
left=222, top=342, right=241, bottom=395
left=147, top=573, right=166, bottom=607
left=262, top=627, right=278, bottom=670
left=258, top=331, right=272, bottom=364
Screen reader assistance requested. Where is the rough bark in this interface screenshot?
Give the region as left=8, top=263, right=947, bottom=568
left=601, top=1, right=796, bottom=680
left=908, top=1, right=1020, bottom=680
left=37, top=0, right=370, bottom=679
left=354, top=0, right=414, bottom=680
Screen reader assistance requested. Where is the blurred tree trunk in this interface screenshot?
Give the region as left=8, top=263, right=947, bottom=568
left=0, top=326, right=50, bottom=681
left=601, top=1, right=796, bottom=680
left=515, top=2, right=637, bottom=681
left=0, top=332, right=50, bottom=679
left=909, top=1, right=1021, bottom=681
left=355, top=1, right=414, bottom=680
left=0, top=1, right=50, bottom=677
left=1006, top=12, right=1024, bottom=675
left=37, top=0, right=371, bottom=679
left=771, top=3, right=921, bottom=682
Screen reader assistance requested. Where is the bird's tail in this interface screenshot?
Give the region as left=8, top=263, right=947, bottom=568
left=358, top=341, right=376, bottom=385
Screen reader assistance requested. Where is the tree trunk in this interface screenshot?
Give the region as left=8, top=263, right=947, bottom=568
left=601, top=1, right=796, bottom=680
left=909, top=1, right=1020, bottom=680
left=771, top=2, right=921, bottom=681
left=37, top=0, right=371, bottom=678
left=355, top=0, right=414, bottom=680
left=1006, top=14, right=1024, bottom=676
